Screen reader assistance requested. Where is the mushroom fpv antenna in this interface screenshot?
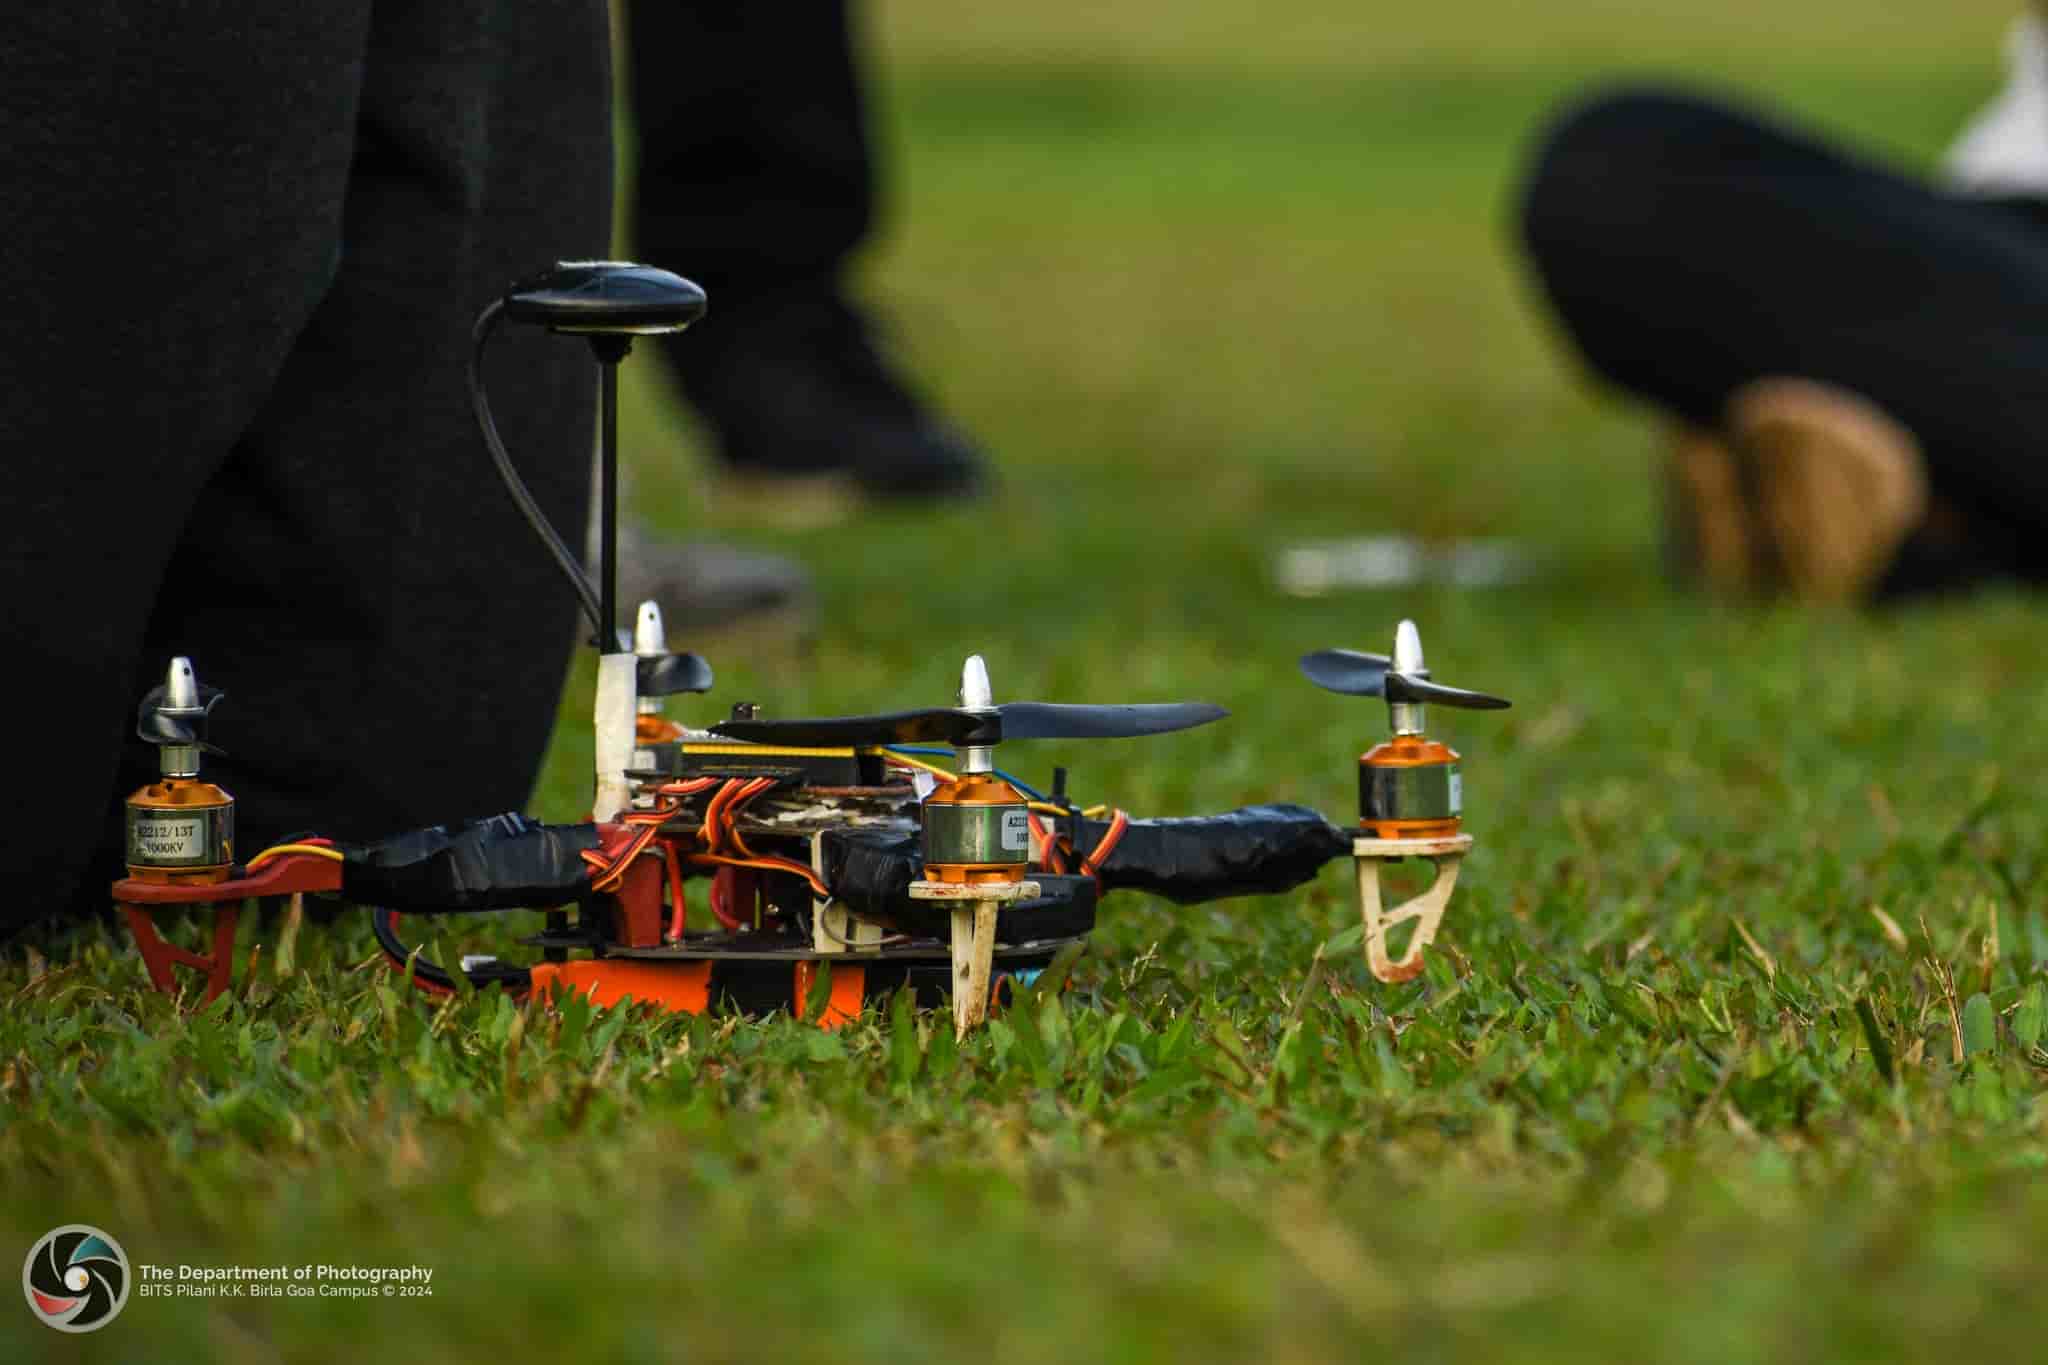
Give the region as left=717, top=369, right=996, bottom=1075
left=471, top=261, right=709, bottom=819
left=711, top=659, right=1226, bottom=1034
left=1301, top=621, right=1510, bottom=982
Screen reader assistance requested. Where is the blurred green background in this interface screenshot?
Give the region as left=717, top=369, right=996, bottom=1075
left=10, top=1, right=2048, bottom=1361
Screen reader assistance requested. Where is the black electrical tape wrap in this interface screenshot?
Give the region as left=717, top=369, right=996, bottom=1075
left=341, top=813, right=602, bottom=912
left=821, top=829, right=918, bottom=913
left=1075, top=803, right=1350, bottom=903
left=819, top=829, right=1097, bottom=940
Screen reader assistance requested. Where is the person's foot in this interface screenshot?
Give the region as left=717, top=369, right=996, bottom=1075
left=667, top=287, right=992, bottom=512
left=614, top=527, right=816, bottom=647
left=1664, top=423, right=1759, bottom=594
left=1664, top=377, right=1929, bottom=602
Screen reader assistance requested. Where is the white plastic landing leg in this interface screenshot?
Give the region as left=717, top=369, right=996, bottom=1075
left=1353, top=834, right=1472, bottom=984
left=908, top=879, right=1041, bottom=1037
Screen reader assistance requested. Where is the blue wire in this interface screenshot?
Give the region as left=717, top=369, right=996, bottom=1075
left=882, top=746, right=1050, bottom=803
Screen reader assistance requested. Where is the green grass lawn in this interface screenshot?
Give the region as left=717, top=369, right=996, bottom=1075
left=10, top=1, right=2048, bottom=1359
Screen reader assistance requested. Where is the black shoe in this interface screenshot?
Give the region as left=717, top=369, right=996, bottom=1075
left=668, top=287, right=991, bottom=504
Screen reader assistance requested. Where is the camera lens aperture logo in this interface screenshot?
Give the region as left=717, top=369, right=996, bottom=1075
left=24, top=1225, right=130, bottom=1333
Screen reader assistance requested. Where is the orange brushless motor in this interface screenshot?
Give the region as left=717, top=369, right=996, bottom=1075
left=1359, top=733, right=1464, bottom=840
left=1302, top=619, right=1509, bottom=840
left=125, top=657, right=234, bottom=884
left=918, top=656, right=1032, bottom=884
left=920, top=771, right=1032, bottom=884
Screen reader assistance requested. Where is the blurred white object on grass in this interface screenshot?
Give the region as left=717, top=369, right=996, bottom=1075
left=1272, top=536, right=1532, bottom=596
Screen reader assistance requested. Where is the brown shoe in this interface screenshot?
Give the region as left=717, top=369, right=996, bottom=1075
left=1730, top=378, right=1929, bottom=601
left=1664, top=423, right=1759, bottom=595
left=1665, top=378, right=1928, bottom=602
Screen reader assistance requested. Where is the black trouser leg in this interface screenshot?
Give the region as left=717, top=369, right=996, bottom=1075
left=1518, top=85, right=2048, bottom=577
left=627, top=0, right=874, bottom=310
left=1, top=0, right=611, bottom=928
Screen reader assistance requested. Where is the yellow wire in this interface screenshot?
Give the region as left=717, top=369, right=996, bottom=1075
left=883, top=754, right=1106, bottom=819
left=245, top=842, right=346, bottom=869
left=883, top=752, right=959, bottom=784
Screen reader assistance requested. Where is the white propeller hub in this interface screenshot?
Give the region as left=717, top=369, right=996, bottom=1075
left=632, top=600, right=667, bottom=658
left=165, top=656, right=200, bottom=712
left=1393, top=620, right=1425, bottom=675
left=960, top=654, right=994, bottom=710
left=1391, top=620, right=1426, bottom=737
left=958, top=654, right=995, bottom=774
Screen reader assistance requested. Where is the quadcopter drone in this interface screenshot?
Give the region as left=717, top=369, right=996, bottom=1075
left=112, top=262, right=1511, bottom=1035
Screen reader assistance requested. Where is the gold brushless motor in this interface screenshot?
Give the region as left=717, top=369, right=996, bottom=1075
left=920, top=773, right=1032, bottom=882
left=126, top=657, right=233, bottom=884
left=1304, top=620, right=1505, bottom=837
left=1359, top=733, right=1463, bottom=839
left=916, top=656, right=1032, bottom=882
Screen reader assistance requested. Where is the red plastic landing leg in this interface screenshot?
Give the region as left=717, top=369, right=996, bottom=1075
left=121, top=902, right=241, bottom=1004
left=113, top=854, right=340, bottom=1006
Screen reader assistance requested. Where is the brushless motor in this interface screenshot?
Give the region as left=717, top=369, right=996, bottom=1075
left=1303, top=620, right=1508, bottom=840
left=921, top=774, right=1032, bottom=882
left=1359, top=735, right=1462, bottom=838
left=1358, top=622, right=1461, bottom=838
left=919, top=655, right=1031, bottom=883
left=126, top=657, right=234, bottom=883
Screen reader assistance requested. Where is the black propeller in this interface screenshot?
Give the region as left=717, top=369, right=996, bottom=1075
left=627, top=602, right=713, bottom=698
left=710, top=700, right=1227, bottom=749
left=637, top=652, right=714, bottom=698
left=1298, top=648, right=1392, bottom=696
left=1299, top=649, right=1509, bottom=709
left=1301, top=621, right=1510, bottom=713
left=710, top=655, right=1225, bottom=748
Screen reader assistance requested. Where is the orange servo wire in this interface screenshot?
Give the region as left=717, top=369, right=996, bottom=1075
left=1025, top=808, right=1128, bottom=881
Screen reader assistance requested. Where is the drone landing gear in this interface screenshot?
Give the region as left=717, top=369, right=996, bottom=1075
left=116, top=856, right=342, bottom=1004
left=908, top=878, right=1043, bottom=1036
left=123, top=903, right=240, bottom=1002
left=1353, top=833, right=1470, bottom=984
